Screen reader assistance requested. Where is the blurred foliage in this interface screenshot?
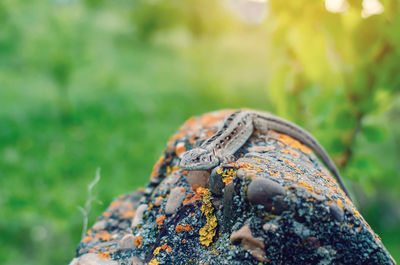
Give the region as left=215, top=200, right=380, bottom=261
left=0, top=0, right=399, bottom=264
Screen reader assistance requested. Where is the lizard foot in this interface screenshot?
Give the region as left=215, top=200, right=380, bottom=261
left=220, top=155, right=237, bottom=168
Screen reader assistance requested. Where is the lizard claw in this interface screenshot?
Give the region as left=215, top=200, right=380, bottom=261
left=220, top=155, right=237, bottom=168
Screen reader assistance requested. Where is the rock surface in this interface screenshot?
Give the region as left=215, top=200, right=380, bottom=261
left=70, top=109, right=396, bottom=265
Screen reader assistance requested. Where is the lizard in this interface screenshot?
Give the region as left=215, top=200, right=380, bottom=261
left=179, top=109, right=352, bottom=200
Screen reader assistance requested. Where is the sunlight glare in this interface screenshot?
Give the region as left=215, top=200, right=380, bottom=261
left=325, top=0, right=349, bottom=13
left=361, top=0, right=384, bottom=18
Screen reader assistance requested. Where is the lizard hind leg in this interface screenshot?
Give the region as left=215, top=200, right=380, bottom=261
left=253, top=117, right=270, bottom=140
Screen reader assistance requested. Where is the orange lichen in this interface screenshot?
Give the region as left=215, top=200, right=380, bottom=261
left=150, top=155, right=165, bottom=179
left=296, top=180, right=316, bottom=193
left=278, top=133, right=311, bottom=154
left=82, top=236, right=93, bottom=243
left=268, top=169, right=280, bottom=177
left=216, top=167, right=236, bottom=185
left=175, top=224, right=194, bottom=233
left=175, top=142, right=186, bottom=155
left=156, top=215, right=166, bottom=225
left=161, top=243, right=168, bottom=250
left=89, top=246, right=99, bottom=253
left=97, top=251, right=110, bottom=259
left=120, top=209, right=136, bottom=219
left=134, top=236, right=143, bottom=247
left=281, top=158, right=302, bottom=174
left=96, top=231, right=111, bottom=241
left=102, top=212, right=112, bottom=218
left=109, top=200, right=122, bottom=209
left=183, top=186, right=207, bottom=205
left=281, top=148, right=300, bottom=158
left=166, top=246, right=173, bottom=253
left=335, top=198, right=345, bottom=209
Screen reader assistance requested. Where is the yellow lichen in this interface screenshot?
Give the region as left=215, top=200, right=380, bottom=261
left=153, top=246, right=162, bottom=256
left=149, top=258, right=160, bottom=265
left=220, top=168, right=236, bottom=185
left=199, top=189, right=218, bottom=247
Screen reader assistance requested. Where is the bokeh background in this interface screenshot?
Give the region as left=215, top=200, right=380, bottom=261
left=1, top=0, right=399, bottom=264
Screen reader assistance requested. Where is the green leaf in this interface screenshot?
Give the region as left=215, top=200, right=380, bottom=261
left=362, top=125, right=386, bottom=142
left=335, top=109, right=356, bottom=129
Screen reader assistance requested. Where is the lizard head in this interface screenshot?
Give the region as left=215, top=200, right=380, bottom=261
left=179, top=148, right=219, bottom=170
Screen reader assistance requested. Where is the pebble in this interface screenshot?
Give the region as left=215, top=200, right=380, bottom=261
left=306, top=236, right=321, bottom=249
left=165, top=187, right=186, bottom=215
left=293, top=221, right=311, bottom=238
left=130, top=256, right=144, bottom=265
left=262, top=223, right=278, bottom=232
left=312, top=193, right=326, bottom=202
left=108, top=219, right=118, bottom=228
left=247, top=177, right=286, bottom=212
left=92, top=219, right=107, bottom=231
left=69, top=258, right=78, bottom=265
left=131, top=204, right=148, bottom=228
left=154, top=197, right=163, bottom=207
left=74, top=253, right=118, bottom=265
left=328, top=203, right=344, bottom=222
left=117, top=234, right=135, bottom=250
left=248, top=145, right=275, bottom=153
left=236, top=168, right=257, bottom=180
left=186, top=170, right=210, bottom=188
left=209, top=168, right=225, bottom=196
left=223, top=183, right=235, bottom=232
left=230, top=225, right=267, bottom=262
left=118, top=221, right=129, bottom=230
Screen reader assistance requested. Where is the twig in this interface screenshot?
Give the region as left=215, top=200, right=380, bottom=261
left=78, top=168, right=102, bottom=239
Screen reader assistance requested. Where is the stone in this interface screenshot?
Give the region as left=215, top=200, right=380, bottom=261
left=72, top=110, right=396, bottom=265
left=92, top=219, right=107, bottom=231
left=293, top=221, right=311, bottom=238
left=263, top=223, right=278, bottom=232
left=247, top=177, right=286, bottom=211
left=69, top=258, right=78, bottom=265
left=118, top=221, right=129, bottom=230
left=131, top=204, right=148, bottom=228
left=329, top=203, right=344, bottom=222
left=209, top=168, right=225, bottom=196
left=223, top=183, right=235, bottom=232
left=165, top=187, right=186, bottom=215
left=230, top=225, right=267, bottom=262
left=75, top=253, right=118, bottom=265
left=312, top=193, right=326, bottom=202
left=117, top=234, right=135, bottom=250
left=236, top=168, right=257, bottom=180
left=154, top=197, right=163, bottom=206
left=129, top=256, right=144, bottom=265
left=186, top=170, right=210, bottom=188
left=248, top=145, right=275, bottom=153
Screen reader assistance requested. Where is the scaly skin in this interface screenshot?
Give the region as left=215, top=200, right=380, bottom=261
left=180, top=109, right=351, bottom=200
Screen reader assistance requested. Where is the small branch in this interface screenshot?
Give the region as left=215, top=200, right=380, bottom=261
left=339, top=111, right=364, bottom=168
left=78, top=168, right=102, bottom=239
